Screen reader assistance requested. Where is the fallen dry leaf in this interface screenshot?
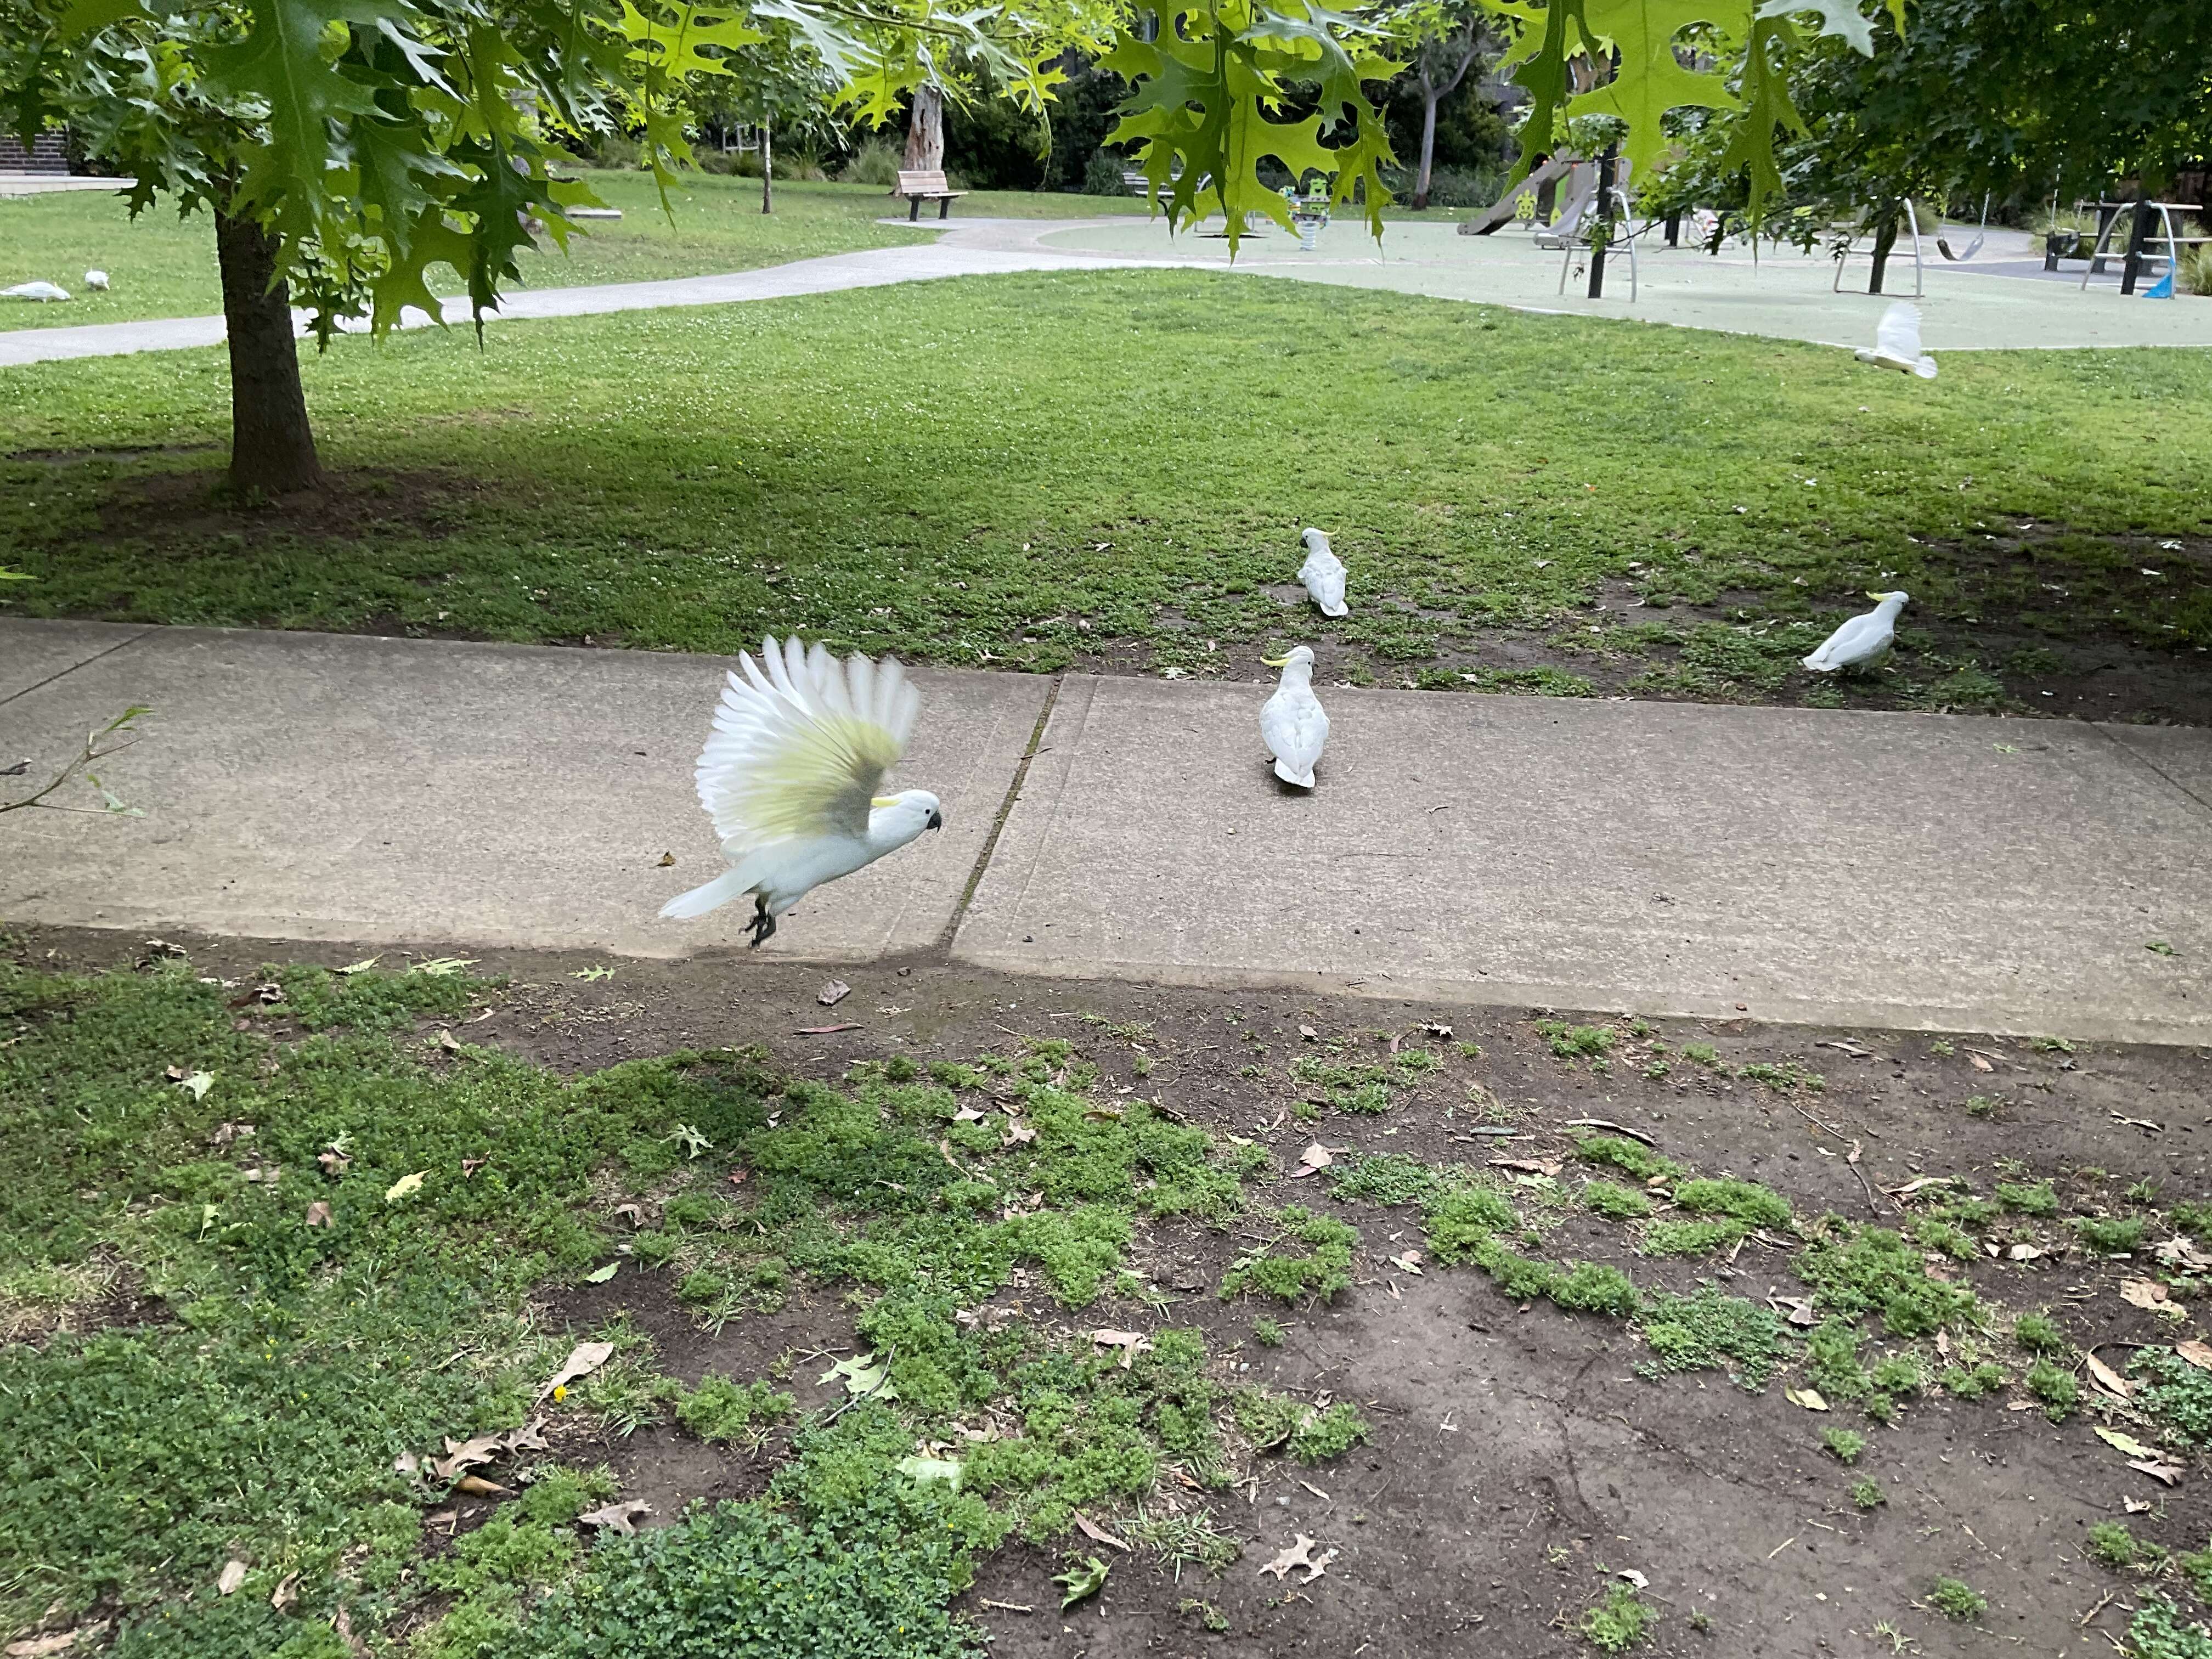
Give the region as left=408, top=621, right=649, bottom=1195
left=6, top=1629, right=108, bottom=1659
left=1288, top=1142, right=1335, bottom=1179
left=269, top=1572, right=298, bottom=1612
left=1968, top=1053, right=1994, bottom=1073
left=578, top=1499, right=651, bottom=1536
left=454, top=1474, right=512, bottom=1497
left=1074, top=1511, right=1131, bottom=1551
left=176, top=1069, right=215, bottom=1099
left=1257, top=1534, right=1337, bottom=1584
left=2126, top=1496, right=2154, bottom=1514
left=432, top=1431, right=508, bottom=1481
left=656, top=851, right=675, bottom=867
left=383, top=1171, right=426, bottom=1204
left=435, top=1029, right=463, bottom=1053
left=1090, top=1329, right=1154, bottom=1368
left=2095, top=1426, right=2158, bottom=1459
left=612, top=1203, right=645, bottom=1227
left=332, top=1606, right=372, bottom=1658
left=2176, top=1341, right=2212, bottom=1372
left=1298, top=1024, right=1318, bottom=1041
left=1769, top=1296, right=1817, bottom=1329
left=2157, top=1238, right=2212, bottom=1272
left=503, top=1418, right=549, bottom=1454
left=2006, top=1244, right=2045, bottom=1262
left=1617, top=1568, right=1650, bottom=1590
left=2129, top=1458, right=2184, bottom=1487
left=1387, top=1251, right=1424, bottom=1274
left=218, top=1560, right=249, bottom=1596
left=2086, top=1353, right=2134, bottom=1401
left=1002, top=1123, right=1037, bottom=1147
left=304, top=1201, right=333, bottom=1228
left=2120, top=1279, right=2172, bottom=1312
left=538, top=1340, right=617, bottom=1401
left=1784, top=1387, right=1829, bottom=1412
left=817, top=979, right=851, bottom=1007
left=952, top=1105, right=986, bottom=1122
left=1490, top=1156, right=1564, bottom=1178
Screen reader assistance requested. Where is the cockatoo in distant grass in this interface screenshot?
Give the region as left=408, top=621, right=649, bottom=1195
left=1803, top=591, right=1909, bottom=674
left=660, top=637, right=942, bottom=946
left=1298, top=527, right=1348, bottom=617
left=84, top=269, right=110, bottom=291
left=1260, top=646, right=1329, bottom=788
left=2, top=281, right=70, bottom=302
left=1854, top=302, right=1937, bottom=379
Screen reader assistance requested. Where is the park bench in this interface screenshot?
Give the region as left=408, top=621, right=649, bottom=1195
left=895, top=169, right=965, bottom=220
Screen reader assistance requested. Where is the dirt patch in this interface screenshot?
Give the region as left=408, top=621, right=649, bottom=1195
left=16, top=924, right=2212, bottom=1655
left=76, top=465, right=503, bottom=548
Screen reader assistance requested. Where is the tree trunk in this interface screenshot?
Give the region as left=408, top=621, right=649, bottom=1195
left=1413, top=80, right=1440, bottom=210
left=1867, top=206, right=1899, bottom=295
left=761, top=125, right=773, bottom=214
left=215, top=206, right=321, bottom=495
left=902, top=86, right=944, bottom=174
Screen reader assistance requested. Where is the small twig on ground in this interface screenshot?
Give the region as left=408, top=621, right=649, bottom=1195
left=821, top=1345, right=898, bottom=1425
left=1564, top=1118, right=1657, bottom=1145
left=2078, top=1590, right=2114, bottom=1628
left=0, top=705, right=151, bottom=817
left=979, top=1599, right=1034, bottom=1615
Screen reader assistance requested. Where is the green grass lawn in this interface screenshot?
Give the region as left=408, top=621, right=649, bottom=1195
left=3, top=268, right=2208, bottom=715
left=0, top=175, right=947, bottom=330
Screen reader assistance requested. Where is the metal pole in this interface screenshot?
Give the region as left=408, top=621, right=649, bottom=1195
left=1664, top=209, right=1680, bottom=247
left=1588, top=145, right=1617, bottom=298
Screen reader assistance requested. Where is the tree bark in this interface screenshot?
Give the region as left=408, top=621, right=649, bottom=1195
left=1413, top=78, right=1440, bottom=209
left=215, top=206, right=321, bottom=495
left=1867, top=205, right=1899, bottom=295
left=902, top=86, right=945, bottom=174
left=761, top=125, right=773, bottom=214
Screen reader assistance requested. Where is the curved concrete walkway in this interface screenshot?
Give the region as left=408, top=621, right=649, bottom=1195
left=4, top=619, right=2205, bottom=1042
left=8, top=211, right=2209, bottom=369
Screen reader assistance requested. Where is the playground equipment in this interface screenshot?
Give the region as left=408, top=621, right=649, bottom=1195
left=1833, top=199, right=1928, bottom=297
left=1549, top=155, right=1641, bottom=300
left=2076, top=200, right=2207, bottom=296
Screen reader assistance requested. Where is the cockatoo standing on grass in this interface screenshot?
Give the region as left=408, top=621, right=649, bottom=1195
left=2, top=281, right=70, bottom=302
left=1260, top=646, right=1329, bottom=788
left=660, top=637, right=942, bottom=946
left=84, top=269, right=110, bottom=291
left=1854, top=302, right=1937, bottom=379
left=1298, top=528, right=1348, bottom=617
left=1802, top=591, right=1909, bottom=674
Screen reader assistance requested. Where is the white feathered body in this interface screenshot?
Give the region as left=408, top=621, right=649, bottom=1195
left=1853, top=302, right=1937, bottom=379
left=1298, top=528, right=1348, bottom=617
left=660, top=637, right=939, bottom=934
left=84, top=269, right=110, bottom=291
left=3, top=281, right=70, bottom=302
left=1803, top=592, right=1909, bottom=673
left=1260, top=652, right=1329, bottom=788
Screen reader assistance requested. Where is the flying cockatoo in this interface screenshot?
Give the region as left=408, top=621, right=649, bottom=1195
left=1802, top=591, right=1909, bottom=674
left=84, top=269, right=110, bottom=291
left=1298, top=527, right=1348, bottom=617
left=1260, top=646, right=1329, bottom=788
left=659, top=637, right=942, bottom=946
left=1854, top=302, right=1937, bottom=379
left=2, top=281, right=70, bottom=302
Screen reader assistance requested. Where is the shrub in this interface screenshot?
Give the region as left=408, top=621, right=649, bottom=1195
left=2086, top=1521, right=2145, bottom=1568
left=1927, top=1577, right=1986, bottom=1621
left=2014, top=1312, right=2066, bottom=1354
left=1674, top=1178, right=1791, bottom=1229
left=840, top=138, right=901, bottom=187
left=1995, top=1181, right=2058, bottom=1217
left=1821, top=1427, right=1865, bottom=1463
left=2075, top=1216, right=2145, bottom=1255
left=1421, top=1186, right=1518, bottom=1263
left=1577, top=1583, right=1655, bottom=1652
left=1851, top=1478, right=1885, bottom=1510
left=1582, top=1179, right=1653, bottom=1221
left=2131, top=1348, right=2212, bottom=1448
left=2025, top=1358, right=2078, bottom=1423
left=1083, top=148, right=1131, bottom=197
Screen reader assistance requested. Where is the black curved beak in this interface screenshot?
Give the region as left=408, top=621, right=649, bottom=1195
left=927, top=809, right=944, bottom=831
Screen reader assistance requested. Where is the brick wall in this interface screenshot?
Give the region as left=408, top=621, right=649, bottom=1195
left=0, top=130, right=69, bottom=174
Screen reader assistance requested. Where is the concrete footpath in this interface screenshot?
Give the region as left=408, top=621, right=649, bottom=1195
left=3, top=620, right=2207, bottom=1041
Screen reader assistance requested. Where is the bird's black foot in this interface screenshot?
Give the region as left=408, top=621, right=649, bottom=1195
left=746, top=898, right=778, bottom=949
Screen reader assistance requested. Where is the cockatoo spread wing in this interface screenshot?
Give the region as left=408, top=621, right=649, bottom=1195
left=1875, top=303, right=1922, bottom=363
left=693, top=637, right=919, bottom=856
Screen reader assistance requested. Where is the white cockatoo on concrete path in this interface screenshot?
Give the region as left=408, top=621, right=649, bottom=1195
left=1260, top=646, right=1329, bottom=788
left=84, top=269, right=110, bottom=291
left=1298, top=527, right=1348, bottom=617
left=660, top=637, right=942, bottom=945
left=1802, top=591, right=1909, bottom=673
left=1854, top=302, right=1937, bottom=379
left=3, top=281, right=71, bottom=302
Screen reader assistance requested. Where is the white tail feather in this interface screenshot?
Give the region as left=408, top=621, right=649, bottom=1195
left=659, top=868, right=754, bottom=919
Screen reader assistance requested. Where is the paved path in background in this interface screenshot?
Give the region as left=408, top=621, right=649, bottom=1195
left=10, top=211, right=2210, bottom=366
left=5, top=620, right=2206, bottom=1041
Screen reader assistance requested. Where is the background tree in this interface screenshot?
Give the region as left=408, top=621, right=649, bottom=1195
left=1391, top=0, right=1499, bottom=208
left=0, top=0, right=1075, bottom=495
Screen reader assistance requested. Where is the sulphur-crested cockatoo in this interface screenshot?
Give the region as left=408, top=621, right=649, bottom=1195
left=660, top=637, right=943, bottom=945
left=3, top=281, right=70, bottom=302
left=84, top=269, right=110, bottom=291
left=1298, top=527, right=1347, bottom=617
left=1803, top=591, right=1909, bottom=673
left=1260, top=646, right=1329, bottom=788
left=1854, top=302, right=1936, bottom=379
